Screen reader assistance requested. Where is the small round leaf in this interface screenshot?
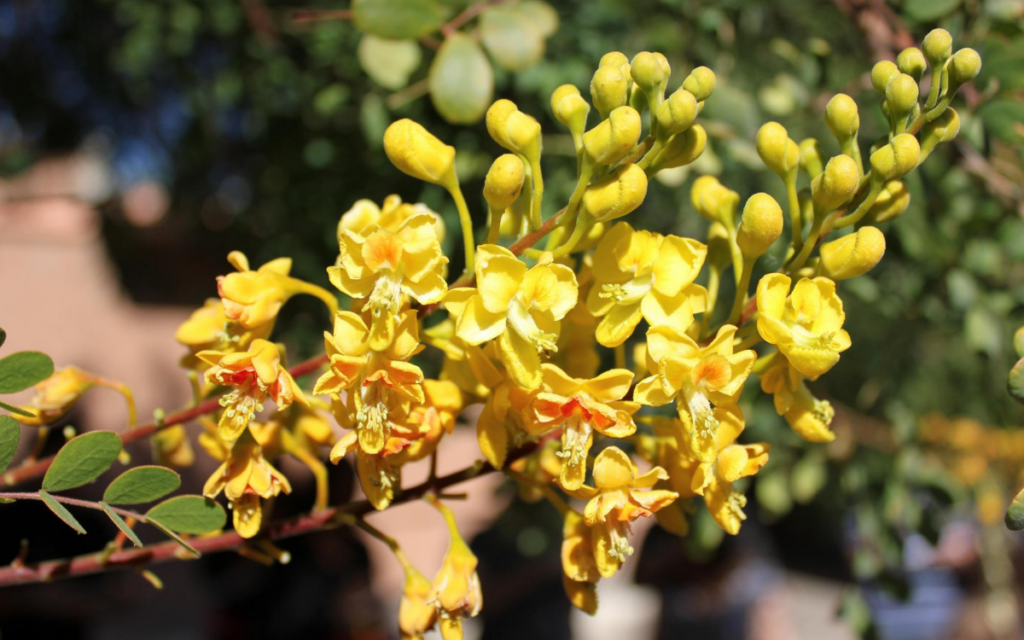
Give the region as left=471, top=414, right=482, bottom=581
left=104, top=466, right=182, bottom=505
left=0, top=327, right=6, bottom=349
left=480, top=6, right=545, bottom=72
left=358, top=35, right=422, bottom=90
left=1007, top=485, right=1024, bottom=531
left=429, top=33, right=493, bottom=124
left=1009, top=358, right=1024, bottom=405
left=0, top=415, right=19, bottom=474
left=42, top=431, right=122, bottom=492
left=0, top=351, right=54, bottom=394
left=147, top=495, right=226, bottom=534
left=352, top=0, right=447, bottom=40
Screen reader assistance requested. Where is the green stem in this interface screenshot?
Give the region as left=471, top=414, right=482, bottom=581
left=924, top=67, right=942, bottom=109
left=549, top=213, right=591, bottom=259
left=292, top=281, right=340, bottom=317
left=834, top=180, right=882, bottom=230
left=787, top=215, right=825, bottom=273
left=0, top=491, right=146, bottom=522
left=447, top=183, right=476, bottom=274
left=527, top=155, right=545, bottom=231
left=733, top=332, right=763, bottom=352
left=727, top=259, right=754, bottom=326
left=486, top=205, right=505, bottom=245
left=785, top=175, right=803, bottom=253
left=699, top=265, right=721, bottom=339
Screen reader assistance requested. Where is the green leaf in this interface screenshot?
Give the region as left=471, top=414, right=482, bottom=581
left=429, top=33, right=493, bottom=124
left=1006, top=485, right=1024, bottom=530
left=0, top=327, right=5, bottom=349
left=1008, top=358, right=1024, bottom=405
left=980, top=99, right=1024, bottom=144
left=791, top=453, right=828, bottom=504
left=1014, top=327, right=1024, bottom=359
left=147, top=518, right=200, bottom=557
left=0, top=351, right=54, bottom=394
left=358, top=35, right=422, bottom=90
left=903, top=0, right=960, bottom=21
left=352, top=0, right=447, bottom=40
left=0, top=416, right=19, bottom=474
left=516, top=1, right=559, bottom=37
left=42, top=431, right=123, bottom=492
left=104, top=466, right=181, bottom=505
left=100, top=502, right=143, bottom=547
left=0, top=400, right=33, bottom=418
left=146, top=495, right=226, bottom=535
left=38, top=490, right=86, bottom=534
left=480, top=6, right=544, bottom=72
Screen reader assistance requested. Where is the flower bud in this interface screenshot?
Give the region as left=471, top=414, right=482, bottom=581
left=486, top=99, right=541, bottom=155
left=870, top=60, right=900, bottom=94
left=757, top=122, right=799, bottom=177
left=682, top=66, right=716, bottom=102
left=864, top=180, right=910, bottom=224
left=384, top=119, right=456, bottom=187
left=630, top=51, right=669, bottom=95
left=799, top=138, right=824, bottom=178
left=869, top=133, right=920, bottom=182
left=825, top=94, right=860, bottom=140
left=948, top=48, right=982, bottom=87
left=582, top=106, right=641, bottom=166
left=818, top=226, right=886, bottom=280
left=590, top=65, right=630, bottom=119
left=922, top=28, right=953, bottom=66
left=649, top=124, right=706, bottom=172
left=811, top=154, right=859, bottom=213
left=655, top=89, right=698, bottom=138
left=897, top=47, right=927, bottom=82
left=581, top=163, right=648, bottom=222
left=551, top=84, right=590, bottom=138
left=920, top=107, right=960, bottom=159
left=885, top=73, right=919, bottom=120
left=599, top=51, right=630, bottom=70
left=736, top=193, right=783, bottom=258
left=483, top=154, right=526, bottom=212
left=691, top=175, right=739, bottom=223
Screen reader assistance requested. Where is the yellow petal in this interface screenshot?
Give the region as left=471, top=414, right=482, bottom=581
left=477, top=401, right=509, bottom=468
left=651, top=236, right=706, bottom=295
left=755, top=273, right=791, bottom=321
left=563, top=574, right=599, bottom=615
left=592, top=446, right=636, bottom=490
left=477, top=252, right=527, bottom=314
left=233, top=493, right=262, bottom=538
left=456, top=295, right=507, bottom=345
left=632, top=375, right=673, bottom=406
left=583, top=369, right=634, bottom=403
left=497, top=328, right=542, bottom=391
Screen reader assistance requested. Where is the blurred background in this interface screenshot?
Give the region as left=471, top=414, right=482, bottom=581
left=1, top=0, right=1024, bottom=638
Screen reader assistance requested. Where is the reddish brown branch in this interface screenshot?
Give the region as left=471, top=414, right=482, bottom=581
left=1, top=354, right=329, bottom=488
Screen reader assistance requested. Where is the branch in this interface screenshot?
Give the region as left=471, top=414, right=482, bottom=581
left=0, top=454, right=506, bottom=587
left=0, top=491, right=147, bottom=522
left=0, top=354, right=329, bottom=488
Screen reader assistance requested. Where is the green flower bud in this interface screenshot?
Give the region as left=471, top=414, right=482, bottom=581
left=649, top=124, right=706, bottom=172
left=590, top=65, right=630, bottom=119
left=581, top=163, right=648, bottom=222
left=897, top=47, right=927, bottom=82
left=799, top=138, right=824, bottom=179
left=682, top=66, right=716, bottom=102
left=757, top=122, right=800, bottom=177
left=949, top=48, right=982, bottom=87
left=825, top=94, right=860, bottom=139
left=864, top=180, right=910, bottom=224
left=483, top=154, right=526, bottom=212
left=599, top=51, right=630, bottom=70
left=818, top=226, right=886, bottom=280
left=384, top=119, right=456, bottom=187
left=869, top=133, right=920, bottom=182
left=811, top=154, right=859, bottom=213
left=655, top=89, right=698, bottom=138
left=551, top=84, right=590, bottom=139
left=736, top=193, right=784, bottom=258
left=922, top=28, right=953, bottom=66
left=691, top=175, right=739, bottom=224
left=582, top=106, right=642, bottom=166
left=486, top=99, right=541, bottom=155
left=885, top=73, right=919, bottom=124
left=630, top=51, right=667, bottom=93
left=871, top=60, right=900, bottom=94
left=920, top=107, right=960, bottom=159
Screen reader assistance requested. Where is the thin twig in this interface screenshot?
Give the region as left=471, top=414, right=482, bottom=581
left=290, top=8, right=352, bottom=24
left=0, top=492, right=147, bottom=523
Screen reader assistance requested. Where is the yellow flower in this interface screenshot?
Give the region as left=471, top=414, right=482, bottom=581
left=529, top=364, right=638, bottom=491
left=152, top=426, right=195, bottom=468
left=329, top=209, right=447, bottom=350
left=689, top=405, right=770, bottom=535
left=634, top=325, right=756, bottom=463
left=566, top=447, right=678, bottom=578
left=316, top=310, right=425, bottom=456
left=551, top=256, right=601, bottom=379
left=175, top=299, right=272, bottom=370
left=509, top=440, right=563, bottom=503
left=198, top=339, right=306, bottom=443
left=561, top=509, right=599, bottom=614
left=338, top=194, right=445, bottom=244
left=399, top=565, right=439, bottom=640
left=473, top=344, right=540, bottom=469
left=445, top=244, right=578, bottom=390
left=391, top=379, right=464, bottom=465
left=13, top=366, right=95, bottom=426
left=755, top=274, right=851, bottom=379
left=218, top=251, right=336, bottom=331
left=587, top=222, right=708, bottom=347
left=429, top=501, right=483, bottom=640
left=329, top=431, right=405, bottom=510
left=203, top=429, right=291, bottom=538
left=760, top=355, right=836, bottom=442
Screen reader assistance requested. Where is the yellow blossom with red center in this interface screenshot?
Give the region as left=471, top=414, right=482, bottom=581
left=315, top=310, right=425, bottom=456
left=444, top=244, right=578, bottom=390
left=338, top=194, right=446, bottom=244
left=756, top=274, right=851, bottom=379
left=465, top=342, right=540, bottom=469
left=391, top=379, right=463, bottom=465
left=198, top=339, right=306, bottom=444
left=329, top=430, right=407, bottom=510
left=175, top=298, right=272, bottom=371
left=566, top=447, right=678, bottom=578
left=329, top=208, right=447, bottom=350
left=587, top=221, right=708, bottom=347
left=203, top=429, right=292, bottom=538
left=529, top=363, right=638, bottom=491
left=218, top=251, right=336, bottom=331
left=633, top=325, right=755, bottom=463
